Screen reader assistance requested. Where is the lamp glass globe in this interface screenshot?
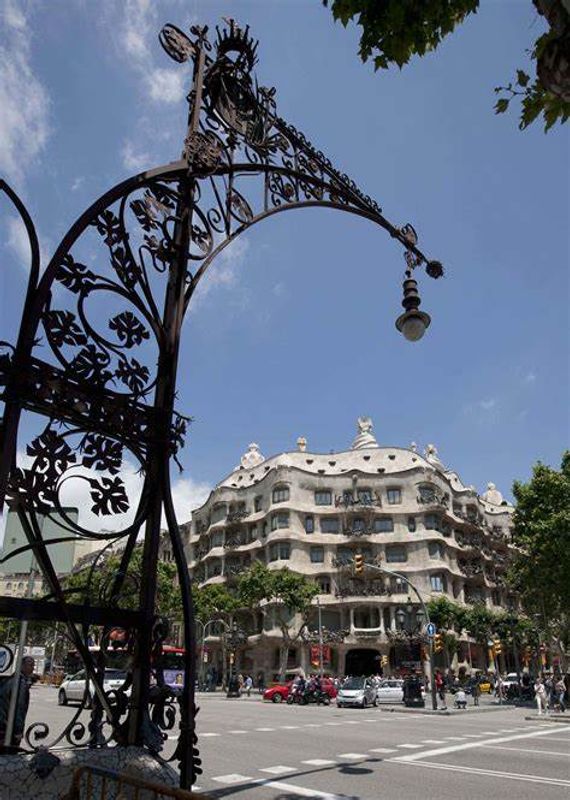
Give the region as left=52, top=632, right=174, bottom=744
left=401, top=314, right=426, bottom=342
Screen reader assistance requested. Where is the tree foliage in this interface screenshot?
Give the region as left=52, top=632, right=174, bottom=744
left=193, top=583, right=240, bottom=624
left=323, top=0, right=570, bottom=131
left=508, top=451, right=570, bottom=660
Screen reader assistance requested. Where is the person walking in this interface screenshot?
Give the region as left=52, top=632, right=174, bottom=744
left=244, top=674, right=253, bottom=697
left=472, top=678, right=481, bottom=707
left=0, top=656, right=35, bottom=747
left=534, top=676, right=548, bottom=715
left=555, top=675, right=566, bottom=712
left=435, top=670, right=446, bottom=710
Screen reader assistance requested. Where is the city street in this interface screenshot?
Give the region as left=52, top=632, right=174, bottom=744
left=28, top=688, right=570, bottom=799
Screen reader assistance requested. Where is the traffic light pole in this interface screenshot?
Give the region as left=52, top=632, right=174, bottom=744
left=358, top=560, right=438, bottom=711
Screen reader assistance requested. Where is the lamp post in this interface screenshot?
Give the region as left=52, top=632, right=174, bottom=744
left=358, top=560, right=437, bottom=711
left=224, top=622, right=247, bottom=697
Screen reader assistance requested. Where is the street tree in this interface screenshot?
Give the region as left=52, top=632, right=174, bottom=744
left=238, top=562, right=319, bottom=680
left=323, top=0, right=570, bottom=131
left=193, top=583, right=240, bottom=624
left=508, top=451, right=570, bottom=670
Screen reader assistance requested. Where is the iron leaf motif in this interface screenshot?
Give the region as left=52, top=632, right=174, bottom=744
left=27, top=428, right=76, bottom=475
left=43, top=310, right=88, bottom=347
left=69, top=345, right=112, bottom=385
left=56, top=254, right=97, bottom=294
left=89, top=476, right=129, bottom=516
left=80, top=433, right=123, bottom=474
left=109, top=311, right=150, bottom=348
left=115, top=357, right=150, bottom=394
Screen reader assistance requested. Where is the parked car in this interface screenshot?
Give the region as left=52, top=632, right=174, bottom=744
left=376, top=679, right=405, bottom=703
left=263, top=677, right=338, bottom=704
left=337, top=677, right=377, bottom=708
left=502, top=673, right=520, bottom=692
left=58, top=668, right=129, bottom=706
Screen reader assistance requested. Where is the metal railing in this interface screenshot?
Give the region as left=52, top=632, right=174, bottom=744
left=64, top=765, right=213, bottom=800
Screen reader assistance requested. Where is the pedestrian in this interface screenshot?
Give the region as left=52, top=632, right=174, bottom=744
left=0, top=656, right=36, bottom=747
left=244, top=674, right=253, bottom=697
left=534, top=676, right=548, bottom=715
left=472, top=678, right=480, bottom=707
left=435, top=670, right=446, bottom=710
left=555, top=675, right=566, bottom=713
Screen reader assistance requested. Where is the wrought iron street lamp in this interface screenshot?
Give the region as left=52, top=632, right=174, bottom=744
left=0, top=18, right=445, bottom=788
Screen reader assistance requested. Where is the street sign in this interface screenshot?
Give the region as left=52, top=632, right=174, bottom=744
left=425, top=622, right=436, bottom=638
left=0, top=645, right=14, bottom=674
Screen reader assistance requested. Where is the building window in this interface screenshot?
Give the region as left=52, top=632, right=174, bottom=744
left=374, top=517, right=394, bottom=533
left=271, top=513, right=289, bottom=531
left=428, top=541, right=443, bottom=559
left=248, top=525, right=258, bottom=541
left=407, top=517, right=416, bottom=532
left=321, top=517, right=340, bottom=533
left=425, top=514, right=440, bottom=531
left=387, top=488, right=401, bottom=505
left=315, top=490, right=332, bottom=506
left=272, top=486, right=290, bottom=504
left=269, top=542, right=290, bottom=561
left=211, top=503, right=227, bottom=523
left=254, top=495, right=263, bottom=512
left=305, top=515, right=315, bottom=533
left=430, top=573, right=446, bottom=592
left=352, top=518, right=365, bottom=533
left=358, top=488, right=373, bottom=505
left=211, top=531, right=224, bottom=547
left=310, top=546, right=324, bottom=563
left=418, top=485, right=436, bottom=503
left=386, top=544, right=407, bottom=563
left=318, top=577, right=331, bottom=594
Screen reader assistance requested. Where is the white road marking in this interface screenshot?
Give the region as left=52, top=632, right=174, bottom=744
left=325, top=722, right=342, bottom=726
left=253, top=779, right=356, bottom=799
left=255, top=727, right=275, bottom=731
left=422, top=739, right=446, bottom=744
left=201, top=732, right=220, bottom=737
left=397, top=744, right=423, bottom=749
left=260, top=765, right=296, bottom=775
left=499, top=728, right=519, bottom=733
left=345, top=720, right=360, bottom=725
left=392, top=725, right=569, bottom=763
left=462, top=734, right=484, bottom=738
left=369, top=748, right=397, bottom=754
left=302, top=759, right=337, bottom=766
left=337, top=752, right=368, bottom=760
left=212, top=774, right=253, bottom=784
left=481, top=744, right=570, bottom=757
left=401, top=760, right=570, bottom=787
left=304, top=723, right=322, bottom=727
left=228, top=729, right=247, bottom=734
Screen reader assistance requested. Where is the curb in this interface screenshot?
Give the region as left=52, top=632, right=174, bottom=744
left=524, top=715, right=570, bottom=724
left=378, top=705, right=516, bottom=716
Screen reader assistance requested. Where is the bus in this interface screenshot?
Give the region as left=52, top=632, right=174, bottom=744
left=64, top=644, right=188, bottom=694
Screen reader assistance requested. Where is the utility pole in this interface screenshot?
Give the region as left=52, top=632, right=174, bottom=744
left=317, top=597, right=324, bottom=680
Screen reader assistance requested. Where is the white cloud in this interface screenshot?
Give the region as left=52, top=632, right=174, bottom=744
left=71, top=177, right=84, bottom=192
left=5, top=214, right=50, bottom=273
left=121, top=140, right=150, bottom=172
left=106, top=0, right=190, bottom=106
left=209, top=237, right=250, bottom=288
left=146, top=68, right=186, bottom=104
left=523, top=371, right=537, bottom=384
left=0, top=1, right=50, bottom=183
left=479, top=398, right=496, bottom=411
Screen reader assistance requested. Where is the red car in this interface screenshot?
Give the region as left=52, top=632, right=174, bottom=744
left=263, top=678, right=338, bottom=703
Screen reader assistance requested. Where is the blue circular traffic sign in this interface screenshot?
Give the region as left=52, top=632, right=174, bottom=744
left=425, top=622, right=436, bottom=638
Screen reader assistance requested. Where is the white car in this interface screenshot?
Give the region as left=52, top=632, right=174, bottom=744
left=58, top=668, right=129, bottom=706
left=376, top=679, right=405, bottom=703
left=501, top=673, right=520, bottom=692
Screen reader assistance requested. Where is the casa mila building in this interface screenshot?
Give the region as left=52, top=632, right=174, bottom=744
left=187, top=418, right=515, bottom=681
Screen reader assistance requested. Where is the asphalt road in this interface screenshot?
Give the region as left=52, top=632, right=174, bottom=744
left=27, top=687, right=570, bottom=799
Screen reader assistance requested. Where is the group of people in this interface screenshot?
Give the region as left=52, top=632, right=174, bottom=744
left=533, top=674, right=567, bottom=715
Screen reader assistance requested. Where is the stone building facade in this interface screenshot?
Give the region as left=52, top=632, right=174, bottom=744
left=186, top=419, right=514, bottom=681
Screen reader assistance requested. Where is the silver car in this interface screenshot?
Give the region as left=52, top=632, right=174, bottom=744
left=337, top=676, right=378, bottom=708
left=58, top=668, right=129, bottom=706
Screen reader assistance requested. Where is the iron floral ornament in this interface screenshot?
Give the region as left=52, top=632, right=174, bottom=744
left=0, top=20, right=443, bottom=788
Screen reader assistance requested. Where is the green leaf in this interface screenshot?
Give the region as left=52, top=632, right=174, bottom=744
left=494, top=98, right=509, bottom=114
left=516, top=70, right=529, bottom=88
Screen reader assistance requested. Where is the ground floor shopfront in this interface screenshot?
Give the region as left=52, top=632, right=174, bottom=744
left=199, top=634, right=500, bottom=685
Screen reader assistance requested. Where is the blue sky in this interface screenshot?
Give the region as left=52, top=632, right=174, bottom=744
left=0, top=0, right=568, bottom=532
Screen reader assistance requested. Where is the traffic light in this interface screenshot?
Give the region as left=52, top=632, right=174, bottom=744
left=354, top=553, right=364, bottom=575
left=433, top=633, right=443, bottom=653
left=493, top=637, right=502, bottom=656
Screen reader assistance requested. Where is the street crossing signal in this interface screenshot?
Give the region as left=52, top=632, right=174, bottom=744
left=493, top=637, right=502, bottom=656
left=433, top=633, right=444, bottom=653
left=354, top=553, right=364, bottom=574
